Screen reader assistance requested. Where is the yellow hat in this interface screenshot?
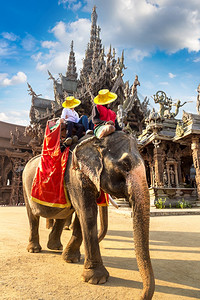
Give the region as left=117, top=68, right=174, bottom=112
left=62, top=96, right=81, bottom=108
left=94, top=89, right=117, bottom=105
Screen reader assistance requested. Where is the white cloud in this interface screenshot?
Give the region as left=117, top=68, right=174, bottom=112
left=168, top=72, right=176, bottom=78
left=41, top=41, right=59, bottom=49
left=82, top=0, right=200, bottom=54
left=193, top=57, right=200, bottom=62
left=0, top=110, right=29, bottom=126
left=1, top=32, right=18, bottom=41
left=159, top=81, right=169, bottom=85
left=31, top=52, right=42, bottom=62
left=36, top=51, right=68, bottom=74
left=128, top=49, right=150, bottom=62
left=21, top=34, right=37, bottom=51
left=32, top=0, right=200, bottom=76
left=58, top=0, right=82, bottom=11
left=0, top=112, right=9, bottom=122
left=0, top=40, right=16, bottom=57
left=33, top=19, right=91, bottom=74
left=0, top=73, right=8, bottom=81
left=0, top=72, right=27, bottom=86
left=71, top=2, right=82, bottom=11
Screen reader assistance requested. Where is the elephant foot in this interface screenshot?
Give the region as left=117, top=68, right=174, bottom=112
left=27, top=242, right=42, bottom=253
left=81, top=265, right=109, bottom=284
left=62, top=248, right=81, bottom=263
left=47, top=240, right=63, bottom=250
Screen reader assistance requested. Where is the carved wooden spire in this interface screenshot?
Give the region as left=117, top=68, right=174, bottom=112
left=66, top=40, right=78, bottom=81
left=90, top=5, right=97, bottom=43
left=81, top=6, right=101, bottom=81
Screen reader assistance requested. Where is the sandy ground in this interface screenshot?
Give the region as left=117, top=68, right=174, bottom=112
left=0, top=206, right=200, bottom=300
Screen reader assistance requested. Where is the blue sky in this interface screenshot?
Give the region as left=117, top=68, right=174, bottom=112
left=1, top=0, right=200, bottom=125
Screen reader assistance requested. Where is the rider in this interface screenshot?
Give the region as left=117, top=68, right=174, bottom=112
left=60, top=96, right=92, bottom=146
left=92, top=89, right=121, bottom=138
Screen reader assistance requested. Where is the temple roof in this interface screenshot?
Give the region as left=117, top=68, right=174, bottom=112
left=173, top=112, right=200, bottom=142
left=138, top=118, right=179, bottom=147
left=0, top=121, right=26, bottom=139
left=0, top=121, right=31, bottom=150
left=32, top=97, right=54, bottom=110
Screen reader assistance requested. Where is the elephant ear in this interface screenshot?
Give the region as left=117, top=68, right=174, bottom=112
left=72, top=137, right=103, bottom=192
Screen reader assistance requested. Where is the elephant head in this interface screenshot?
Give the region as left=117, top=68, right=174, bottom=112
left=72, top=131, right=155, bottom=299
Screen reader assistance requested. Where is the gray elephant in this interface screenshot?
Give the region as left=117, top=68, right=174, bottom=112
left=22, top=131, right=155, bottom=299
left=46, top=208, right=108, bottom=243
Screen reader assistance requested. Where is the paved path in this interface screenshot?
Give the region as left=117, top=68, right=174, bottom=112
left=0, top=206, right=200, bottom=300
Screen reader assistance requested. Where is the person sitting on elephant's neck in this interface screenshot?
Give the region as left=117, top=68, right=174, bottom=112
left=60, top=96, right=93, bottom=147
left=92, top=89, right=121, bottom=139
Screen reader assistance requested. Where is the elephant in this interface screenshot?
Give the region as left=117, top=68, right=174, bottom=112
left=22, top=131, right=155, bottom=299
left=46, top=206, right=108, bottom=243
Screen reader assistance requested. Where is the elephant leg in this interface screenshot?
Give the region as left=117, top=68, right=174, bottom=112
left=63, top=214, right=73, bottom=230
left=47, top=219, right=66, bottom=250
left=98, top=206, right=108, bottom=243
left=76, top=197, right=109, bottom=284
left=62, top=213, right=82, bottom=263
left=26, top=203, right=41, bottom=253
left=129, top=165, right=155, bottom=299
left=46, top=218, right=54, bottom=229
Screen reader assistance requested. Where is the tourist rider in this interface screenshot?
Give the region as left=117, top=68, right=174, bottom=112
left=92, top=89, right=121, bottom=138
left=60, top=96, right=92, bottom=146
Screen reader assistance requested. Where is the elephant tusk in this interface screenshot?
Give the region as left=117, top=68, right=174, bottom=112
left=109, top=195, right=119, bottom=209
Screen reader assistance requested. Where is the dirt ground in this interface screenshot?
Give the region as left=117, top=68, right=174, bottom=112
left=0, top=206, right=200, bottom=300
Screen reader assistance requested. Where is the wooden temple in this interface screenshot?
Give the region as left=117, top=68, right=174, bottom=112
left=1, top=7, right=200, bottom=208
left=0, top=121, right=32, bottom=205
left=139, top=91, right=200, bottom=207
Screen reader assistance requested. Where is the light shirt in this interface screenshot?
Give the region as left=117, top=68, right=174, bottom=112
left=61, top=108, right=80, bottom=123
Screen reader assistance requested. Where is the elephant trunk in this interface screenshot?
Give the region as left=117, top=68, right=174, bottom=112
left=127, top=162, right=155, bottom=300
left=98, top=206, right=108, bottom=243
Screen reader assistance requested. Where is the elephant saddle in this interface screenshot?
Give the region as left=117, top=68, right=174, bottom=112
left=31, top=123, right=71, bottom=208
left=31, top=123, right=109, bottom=208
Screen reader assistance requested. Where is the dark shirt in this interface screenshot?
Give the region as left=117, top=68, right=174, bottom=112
left=92, top=106, right=121, bottom=130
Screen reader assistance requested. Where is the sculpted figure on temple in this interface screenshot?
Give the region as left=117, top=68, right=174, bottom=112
left=172, top=99, right=187, bottom=117
left=117, top=104, right=126, bottom=128
left=151, top=167, right=155, bottom=187
left=106, top=45, right=112, bottom=66
left=163, top=169, right=168, bottom=186
left=132, top=75, right=140, bottom=95
left=112, top=57, right=120, bottom=81
left=10, top=131, right=15, bottom=145
left=124, top=81, right=130, bottom=99
left=27, top=83, right=42, bottom=99
left=147, top=108, right=161, bottom=124
left=169, top=166, right=175, bottom=186
left=112, top=51, right=127, bottom=81
left=48, top=70, right=58, bottom=85
left=153, top=91, right=172, bottom=118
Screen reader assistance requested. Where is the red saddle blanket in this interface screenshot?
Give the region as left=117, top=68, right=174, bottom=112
left=31, top=123, right=108, bottom=208
left=31, top=124, right=71, bottom=208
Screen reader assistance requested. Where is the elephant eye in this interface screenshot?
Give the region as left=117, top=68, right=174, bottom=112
left=118, top=157, right=132, bottom=172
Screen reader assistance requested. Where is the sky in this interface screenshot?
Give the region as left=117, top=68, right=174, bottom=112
left=0, top=0, right=200, bottom=126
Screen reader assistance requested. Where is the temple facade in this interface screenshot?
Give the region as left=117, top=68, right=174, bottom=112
left=25, top=6, right=149, bottom=155
left=139, top=90, right=200, bottom=207
left=1, top=6, right=200, bottom=207
left=1, top=6, right=149, bottom=206
left=0, top=121, right=32, bottom=205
